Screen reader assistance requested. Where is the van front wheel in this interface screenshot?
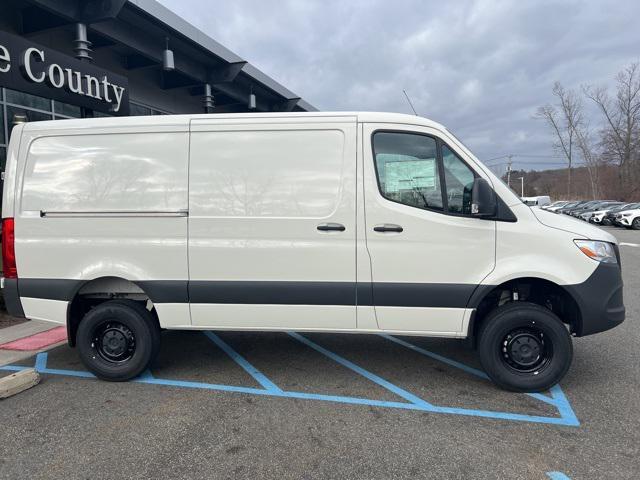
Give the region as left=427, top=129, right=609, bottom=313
left=76, top=300, right=160, bottom=381
left=477, top=302, right=572, bottom=392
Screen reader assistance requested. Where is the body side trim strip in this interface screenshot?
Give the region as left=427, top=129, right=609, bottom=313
left=16, top=278, right=484, bottom=308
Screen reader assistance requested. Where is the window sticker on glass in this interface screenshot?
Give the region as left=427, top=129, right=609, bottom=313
left=383, top=157, right=436, bottom=193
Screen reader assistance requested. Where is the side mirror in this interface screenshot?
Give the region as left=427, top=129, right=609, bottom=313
left=471, top=177, right=497, bottom=217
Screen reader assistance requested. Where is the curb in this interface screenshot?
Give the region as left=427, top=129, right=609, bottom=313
left=0, top=368, right=41, bottom=399
left=0, top=321, right=68, bottom=367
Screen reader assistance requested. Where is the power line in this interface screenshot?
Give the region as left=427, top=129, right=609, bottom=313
left=485, top=153, right=564, bottom=159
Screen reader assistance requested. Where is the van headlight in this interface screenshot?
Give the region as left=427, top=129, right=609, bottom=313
left=574, top=240, right=617, bottom=263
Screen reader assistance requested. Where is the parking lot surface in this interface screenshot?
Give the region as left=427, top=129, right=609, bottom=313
left=1, top=227, right=639, bottom=479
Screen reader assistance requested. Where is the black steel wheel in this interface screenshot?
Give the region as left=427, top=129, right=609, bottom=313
left=76, top=300, right=160, bottom=381
left=478, top=302, right=572, bottom=392
left=93, top=321, right=136, bottom=364
left=501, top=327, right=552, bottom=374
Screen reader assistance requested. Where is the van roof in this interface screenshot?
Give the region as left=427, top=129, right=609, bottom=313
left=21, top=111, right=447, bottom=132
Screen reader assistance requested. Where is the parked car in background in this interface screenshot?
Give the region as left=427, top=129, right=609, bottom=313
left=574, top=201, right=619, bottom=218
left=543, top=200, right=572, bottom=211
left=565, top=201, right=600, bottom=216
left=593, top=203, right=640, bottom=225
left=522, top=196, right=551, bottom=207
left=594, top=203, right=640, bottom=226
left=578, top=202, right=622, bottom=221
left=555, top=201, right=585, bottom=214
left=614, top=207, right=640, bottom=229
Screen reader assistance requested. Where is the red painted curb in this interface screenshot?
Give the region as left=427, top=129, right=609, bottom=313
left=0, top=326, right=67, bottom=351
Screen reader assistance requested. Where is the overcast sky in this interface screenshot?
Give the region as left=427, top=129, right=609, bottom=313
left=158, top=0, right=640, bottom=172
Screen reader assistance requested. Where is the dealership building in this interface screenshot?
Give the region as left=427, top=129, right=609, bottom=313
left=0, top=0, right=315, bottom=170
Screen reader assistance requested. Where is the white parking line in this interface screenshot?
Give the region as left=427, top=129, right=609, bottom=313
left=620, top=242, right=640, bottom=248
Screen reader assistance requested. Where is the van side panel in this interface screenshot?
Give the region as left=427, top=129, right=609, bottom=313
left=188, top=119, right=358, bottom=330
left=14, top=127, right=190, bottom=328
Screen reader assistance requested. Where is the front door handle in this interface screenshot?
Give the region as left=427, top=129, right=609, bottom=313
left=373, top=223, right=403, bottom=233
left=317, top=222, right=346, bottom=232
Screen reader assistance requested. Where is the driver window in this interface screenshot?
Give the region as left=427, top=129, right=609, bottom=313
left=442, top=144, right=475, bottom=215
left=372, top=132, right=443, bottom=211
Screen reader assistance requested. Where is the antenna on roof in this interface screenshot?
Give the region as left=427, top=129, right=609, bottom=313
left=402, top=89, right=419, bottom=116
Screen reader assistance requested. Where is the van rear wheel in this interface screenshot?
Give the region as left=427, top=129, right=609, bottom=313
left=477, top=302, right=572, bottom=392
left=76, top=300, right=160, bottom=381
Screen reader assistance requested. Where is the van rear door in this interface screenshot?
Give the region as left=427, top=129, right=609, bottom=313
left=188, top=117, right=357, bottom=329
left=362, top=123, right=496, bottom=335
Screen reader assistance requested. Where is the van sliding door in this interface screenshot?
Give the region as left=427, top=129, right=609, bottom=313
left=188, top=118, right=358, bottom=330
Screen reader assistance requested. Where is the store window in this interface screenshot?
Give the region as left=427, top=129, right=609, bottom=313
left=53, top=101, right=82, bottom=119
left=1, top=88, right=81, bottom=170
left=130, top=101, right=169, bottom=116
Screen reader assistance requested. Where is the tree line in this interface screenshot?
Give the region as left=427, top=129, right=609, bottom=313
left=534, top=62, right=640, bottom=201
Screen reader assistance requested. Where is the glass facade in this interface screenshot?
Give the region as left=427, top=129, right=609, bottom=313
left=0, top=88, right=81, bottom=172
left=0, top=91, right=170, bottom=173
left=129, top=102, right=169, bottom=116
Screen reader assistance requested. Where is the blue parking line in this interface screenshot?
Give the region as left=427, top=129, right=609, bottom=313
left=0, top=365, right=28, bottom=372
left=381, top=334, right=578, bottom=413
left=547, top=472, right=571, bottom=479
left=380, top=334, right=489, bottom=379
left=288, top=331, right=434, bottom=408
left=34, top=352, right=96, bottom=378
left=0, top=334, right=581, bottom=426
left=203, top=331, right=283, bottom=393
left=35, top=352, right=48, bottom=371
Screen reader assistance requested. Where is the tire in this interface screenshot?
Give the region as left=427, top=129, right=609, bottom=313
left=477, top=302, right=573, bottom=392
left=106, top=299, right=162, bottom=360
left=76, top=300, right=160, bottom=381
left=632, top=218, right=640, bottom=230
left=601, top=219, right=611, bottom=226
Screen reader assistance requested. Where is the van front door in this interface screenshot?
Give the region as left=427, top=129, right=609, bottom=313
left=362, top=124, right=496, bottom=334
left=188, top=119, right=357, bottom=330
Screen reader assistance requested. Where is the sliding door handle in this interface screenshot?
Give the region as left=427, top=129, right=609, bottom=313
left=373, top=223, right=403, bottom=233
left=317, top=222, right=346, bottom=232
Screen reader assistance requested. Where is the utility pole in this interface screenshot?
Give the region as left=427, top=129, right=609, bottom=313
left=518, top=176, right=524, bottom=197
left=506, top=155, right=513, bottom=188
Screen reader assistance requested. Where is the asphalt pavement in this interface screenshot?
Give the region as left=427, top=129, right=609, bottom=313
left=0, top=226, right=638, bottom=480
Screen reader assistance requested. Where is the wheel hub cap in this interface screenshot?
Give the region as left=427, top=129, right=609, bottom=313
left=501, top=328, right=549, bottom=373
left=94, top=322, right=135, bottom=363
left=507, top=333, right=541, bottom=367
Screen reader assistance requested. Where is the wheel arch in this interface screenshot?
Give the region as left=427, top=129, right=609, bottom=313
left=467, top=277, right=582, bottom=345
left=66, top=276, right=158, bottom=347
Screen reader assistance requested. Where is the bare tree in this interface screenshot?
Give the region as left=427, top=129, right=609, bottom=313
left=573, top=122, right=602, bottom=199
left=536, top=82, right=583, bottom=198
left=584, top=62, right=640, bottom=199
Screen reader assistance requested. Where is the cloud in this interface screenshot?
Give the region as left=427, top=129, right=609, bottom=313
left=157, top=0, right=640, bottom=170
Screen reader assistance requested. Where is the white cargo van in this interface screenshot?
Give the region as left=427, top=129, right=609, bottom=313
left=1, top=112, right=625, bottom=392
left=522, top=196, right=551, bottom=207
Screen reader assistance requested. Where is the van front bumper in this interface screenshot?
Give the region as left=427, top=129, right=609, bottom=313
left=565, top=262, right=625, bottom=336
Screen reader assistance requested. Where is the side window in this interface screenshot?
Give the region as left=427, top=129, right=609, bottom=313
left=372, top=132, right=443, bottom=211
left=442, top=144, right=475, bottom=215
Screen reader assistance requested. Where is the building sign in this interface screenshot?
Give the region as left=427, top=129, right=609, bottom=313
left=0, top=30, right=129, bottom=116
